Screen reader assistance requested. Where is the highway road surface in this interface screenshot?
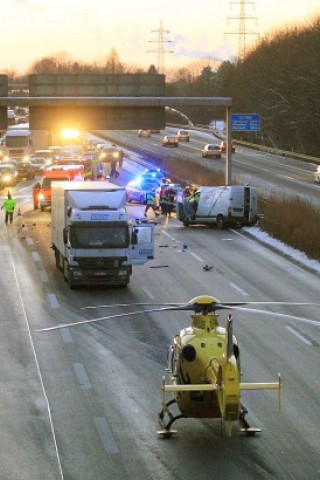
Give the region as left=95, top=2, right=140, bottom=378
left=0, top=154, right=319, bottom=479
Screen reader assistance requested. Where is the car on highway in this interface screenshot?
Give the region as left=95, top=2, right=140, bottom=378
left=314, top=165, right=320, bottom=183
left=177, top=130, right=190, bottom=141
left=201, top=143, right=222, bottom=159
left=16, top=161, right=35, bottom=180
left=220, top=140, right=236, bottom=153
left=0, top=164, right=18, bottom=186
left=162, top=135, right=179, bottom=147
left=30, top=157, right=47, bottom=173
left=138, top=129, right=151, bottom=137
left=99, top=144, right=121, bottom=162
left=126, top=178, right=160, bottom=204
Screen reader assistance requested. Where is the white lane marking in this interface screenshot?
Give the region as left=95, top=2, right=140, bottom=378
left=230, top=282, right=248, bottom=296
left=60, top=328, right=73, bottom=344
left=72, top=363, right=92, bottom=389
left=285, top=326, right=313, bottom=346
left=190, top=252, right=204, bottom=262
left=6, top=228, right=65, bottom=477
left=48, top=293, right=59, bottom=309
left=162, top=231, right=175, bottom=240
left=94, top=417, right=120, bottom=454
left=141, top=286, right=155, bottom=299
left=26, top=236, right=34, bottom=246
left=31, top=251, right=41, bottom=262
left=39, top=270, right=49, bottom=283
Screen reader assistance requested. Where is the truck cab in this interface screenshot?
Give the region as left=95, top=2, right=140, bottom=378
left=51, top=182, right=154, bottom=288
left=37, top=165, right=85, bottom=211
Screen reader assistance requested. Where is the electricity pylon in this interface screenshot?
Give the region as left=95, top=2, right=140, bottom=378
left=225, top=0, right=259, bottom=59
left=147, top=20, right=174, bottom=74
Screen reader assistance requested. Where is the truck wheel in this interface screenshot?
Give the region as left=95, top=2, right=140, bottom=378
left=216, top=215, right=225, bottom=229
left=182, top=218, right=190, bottom=227
left=140, top=195, right=145, bottom=205
left=40, top=205, right=45, bottom=212
left=55, top=250, right=63, bottom=271
left=34, top=202, right=38, bottom=210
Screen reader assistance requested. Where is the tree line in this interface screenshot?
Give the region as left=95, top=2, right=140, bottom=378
left=6, top=15, right=320, bottom=156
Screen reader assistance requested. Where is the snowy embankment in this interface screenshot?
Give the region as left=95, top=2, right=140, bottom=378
left=243, top=226, right=320, bottom=274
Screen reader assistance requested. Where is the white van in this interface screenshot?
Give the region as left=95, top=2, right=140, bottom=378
left=177, top=185, right=257, bottom=229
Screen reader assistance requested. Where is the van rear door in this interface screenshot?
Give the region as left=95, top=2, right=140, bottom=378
left=129, top=224, right=154, bottom=264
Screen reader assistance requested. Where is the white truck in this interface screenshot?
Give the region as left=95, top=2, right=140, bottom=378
left=51, top=181, right=154, bottom=288
left=177, top=185, right=258, bottom=229
left=2, top=128, right=49, bottom=160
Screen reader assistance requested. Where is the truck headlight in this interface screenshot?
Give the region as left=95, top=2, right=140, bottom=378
left=38, top=193, right=44, bottom=200
left=119, top=269, right=128, bottom=275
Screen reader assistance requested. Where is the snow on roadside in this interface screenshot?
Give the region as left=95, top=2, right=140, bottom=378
left=243, top=226, right=320, bottom=274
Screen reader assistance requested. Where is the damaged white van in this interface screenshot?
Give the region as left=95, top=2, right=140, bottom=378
left=177, top=185, right=258, bottom=229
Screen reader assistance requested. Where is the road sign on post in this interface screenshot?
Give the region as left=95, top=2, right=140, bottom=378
left=231, top=113, right=260, bottom=131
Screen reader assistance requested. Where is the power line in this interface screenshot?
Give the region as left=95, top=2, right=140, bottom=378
left=225, top=0, right=259, bottom=59
left=147, top=20, right=174, bottom=74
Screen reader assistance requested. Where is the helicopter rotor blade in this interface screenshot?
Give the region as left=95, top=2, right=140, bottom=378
left=223, top=306, right=320, bottom=327
left=35, top=305, right=196, bottom=333
left=35, top=298, right=320, bottom=333
left=81, top=302, right=187, bottom=310
left=81, top=300, right=320, bottom=312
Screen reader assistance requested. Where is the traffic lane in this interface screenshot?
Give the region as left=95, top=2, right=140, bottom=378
left=10, top=169, right=320, bottom=476
left=103, top=130, right=319, bottom=203
left=26, top=210, right=320, bottom=479
left=0, top=224, right=62, bottom=479
left=16, top=212, right=272, bottom=479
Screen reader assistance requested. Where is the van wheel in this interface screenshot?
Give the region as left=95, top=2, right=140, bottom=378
left=216, top=215, right=224, bottom=229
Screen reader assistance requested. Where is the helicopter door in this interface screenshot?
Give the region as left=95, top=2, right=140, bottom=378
left=129, top=224, right=154, bottom=264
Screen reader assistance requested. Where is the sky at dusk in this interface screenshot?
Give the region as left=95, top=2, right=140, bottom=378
left=3, top=0, right=320, bottom=73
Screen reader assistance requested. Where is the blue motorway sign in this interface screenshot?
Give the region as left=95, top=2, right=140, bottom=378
left=231, top=113, right=260, bottom=131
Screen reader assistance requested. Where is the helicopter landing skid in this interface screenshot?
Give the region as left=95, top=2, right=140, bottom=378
left=158, top=398, right=185, bottom=438
left=239, top=404, right=261, bottom=435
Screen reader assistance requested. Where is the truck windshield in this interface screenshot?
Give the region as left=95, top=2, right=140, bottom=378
left=70, top=225, right=128, bottom=249
left=6, top=136, right=29, bottom=147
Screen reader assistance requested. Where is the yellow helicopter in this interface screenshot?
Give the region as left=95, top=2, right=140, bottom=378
left=37, top=294, right=320, bottom=438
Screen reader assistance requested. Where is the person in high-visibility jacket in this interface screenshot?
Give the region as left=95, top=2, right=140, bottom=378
left=144, top=189, right=159, bottom=217
left=1, top=191, right=16, bottom=224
